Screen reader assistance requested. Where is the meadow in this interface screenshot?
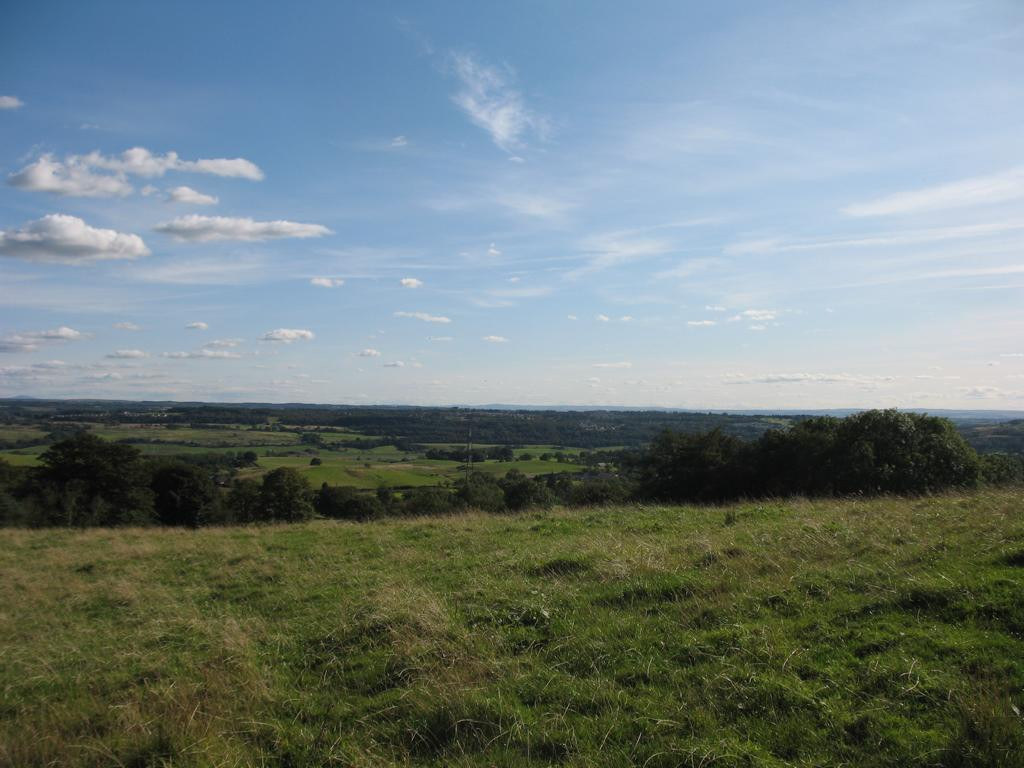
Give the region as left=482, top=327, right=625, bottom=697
left=0, top=422, right=588, bottom=490
left=2, top=489, right=1022, bottom=766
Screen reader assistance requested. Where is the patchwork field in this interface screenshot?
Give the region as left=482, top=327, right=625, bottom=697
left=0, top=423, right=588, bottom=489
left=2, top=489, right=1022, bottom=766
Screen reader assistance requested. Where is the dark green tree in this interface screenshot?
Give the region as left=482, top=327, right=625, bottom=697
left=150, top=462, right=219, bottom=527
left=32, top=433, right=155, bottom=526
left=259, top=467, right=313, bottom=521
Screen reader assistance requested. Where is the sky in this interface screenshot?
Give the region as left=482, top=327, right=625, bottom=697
left=1, top=0, right=1023, bottom=409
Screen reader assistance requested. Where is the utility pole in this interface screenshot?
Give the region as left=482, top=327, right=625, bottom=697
left=465, top=415, right=473, bottom=482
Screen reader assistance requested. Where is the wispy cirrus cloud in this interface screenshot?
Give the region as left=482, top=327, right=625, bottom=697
left=156, top=215, right=331, bottom=242
left=449, top=52, right=545, bottom=152
left=843, top=167, right=1024, bottom=217
left=0, top=214, right=149, bottom=263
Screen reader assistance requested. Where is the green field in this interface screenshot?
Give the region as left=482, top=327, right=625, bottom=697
left=2, top=489, right=1021, bottom=766
left=0, top=422, right=590, bottom=488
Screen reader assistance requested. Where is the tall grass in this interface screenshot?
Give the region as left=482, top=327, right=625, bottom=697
left=1, top=489, right=1022, bottom=766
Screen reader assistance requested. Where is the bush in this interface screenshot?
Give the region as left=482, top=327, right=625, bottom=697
left=571, top=477, right=630, bottom=506
left=455, top=473, right=506, bottom=512
left=401, top=486, right=456, bottom=516
left=499, top=470, right=553, bottom=511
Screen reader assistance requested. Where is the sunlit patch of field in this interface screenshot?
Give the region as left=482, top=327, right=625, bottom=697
left=2, top=489, right=1022, bottom=766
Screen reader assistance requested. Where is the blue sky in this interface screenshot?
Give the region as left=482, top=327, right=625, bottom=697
left=1, top=0, right=1022, bottom=408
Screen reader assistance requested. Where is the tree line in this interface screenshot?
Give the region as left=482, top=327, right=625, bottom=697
left=0, top=410, right=1019, bottom=528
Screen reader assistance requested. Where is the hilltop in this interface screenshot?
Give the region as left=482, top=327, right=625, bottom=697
left=2, top=489, right=1022, bottom=766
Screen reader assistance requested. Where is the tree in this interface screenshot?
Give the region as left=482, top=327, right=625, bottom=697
left=316, top=484, right=382, bottom=521
left=632, top=429, right=748, bottom=502
left=499, top=469, right=552, bottom=511
left=32, top=433, right=154, bottom=526
left=401, top=486, right=455, bottom=516
left=226, top=478, right=263, bottom=523
left=455, top=472, right=506, bottom=512
left=259, top=467, right=313, bottom=522
left=831, top=410, right=979, bottom=494
left=310, top=457, right=323, bottom=466
left=150, top=462, right=219, bottom=527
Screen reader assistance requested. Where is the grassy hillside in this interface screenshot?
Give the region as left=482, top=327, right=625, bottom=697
left=2, top=491, right=1022, bottom=767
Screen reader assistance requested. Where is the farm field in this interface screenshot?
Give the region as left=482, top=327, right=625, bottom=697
left=2, top=489, right=1021, bottom=766
left=0, top=422, right=591, bottom=488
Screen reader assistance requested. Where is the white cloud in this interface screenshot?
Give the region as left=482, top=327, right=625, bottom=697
left=383, top=360, right=405, bottom=367
left=567, top=314, right=578, bottom=321
left=8, top=155, right=133, bottom=197
left=619, top=315, right=634, bottom=322
left=86, top=147, right=264, bottom=180
left=596, top=314, right=610, bottom=322
left=0, top=326, right=86, bottom=353
left=593, top=361, right=632, bottom=369
left=705, top=305, right=726, bottom=312
left=427, top=336, right=453, bottom=342
left=487, top=243, right=501, bottom=257
left=8, top=148, right=264, bottom=198
left=687, top=320, right=717, bottom=327
left=162, top=349, right=241, bottom=359
left=359, top=348, right=381, bottom=357
left=203, top=338, right=242, bottom=348
left=843, top=167, right=1024, bottom=217
left=113, top=321, right=141, bottom=331
left=400, top=277, right=423, bottom=288
left=724, top=372, right=896, bottom=385
left=262, top=328, right=314, bottom=342
left=185, top=157, right=263, bottom=180
left=395, top=311, right=451, bottom=324
left=0, top=95, right=23, bottom=109
left=391, top=135, right=408, bottom=148
left=482, top=335, right=508, bottom=343
left=106, top=349, right=147, bottom=359
left=748, top=325, right=767, bottom=331
left=450, top=52, right=544, bottom=152
left=311, top=277, right=344, bottom=287
left=959, top=385, right=1008, bottom=399
left=167, top=186, right=218, bottom=205
left=0, top=214, right=149, bottom=263
left=156, top=215, right=331, bottom=242
left=186, top=321, right=208, bottom=330
left=740, top=309, right=777, bottom=321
